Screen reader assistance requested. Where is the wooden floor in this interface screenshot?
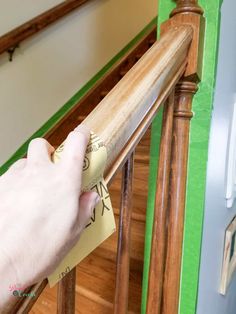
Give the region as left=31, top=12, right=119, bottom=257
left=30, top=127, right=151, bottom=313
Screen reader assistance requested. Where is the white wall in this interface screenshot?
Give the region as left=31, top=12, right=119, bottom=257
left=0, top=0, right=157, bottom=165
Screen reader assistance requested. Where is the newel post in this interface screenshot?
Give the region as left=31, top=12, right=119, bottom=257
left=146, top=1, right=205, bottom=314
left=162, top=1, right=205, bottom=314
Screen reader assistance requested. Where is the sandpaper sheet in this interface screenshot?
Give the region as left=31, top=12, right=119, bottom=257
left=48, top=132, right=116, bottom=287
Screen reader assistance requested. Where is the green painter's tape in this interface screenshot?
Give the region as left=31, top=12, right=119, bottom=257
left=180, top=1, right=222, bottom=313
left=141, top=109, right=163, bottom=314
left=142, top=1, right=222, bottom=314
left=0, top=17, right=156, bottom=176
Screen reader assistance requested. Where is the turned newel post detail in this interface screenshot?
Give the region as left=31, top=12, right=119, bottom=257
left=173, top=81, right=197, bottom=121
left=162, top=81, right=197, bottom=314
left=162, top=1, right=204, bottom=314
left=170, top=0, right=204, bottom=16
left=146, top=1, right=205, bottom=314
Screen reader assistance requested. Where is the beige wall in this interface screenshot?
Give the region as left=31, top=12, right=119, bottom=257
left=0, top=0, right=64, bottom=36
left=0, top=0, right=157, bottom=165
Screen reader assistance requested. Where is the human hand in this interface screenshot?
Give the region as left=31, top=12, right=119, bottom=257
left=0, top=126, right=99, bottom=310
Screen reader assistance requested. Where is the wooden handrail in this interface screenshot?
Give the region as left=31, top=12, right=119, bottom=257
left=82, top=25, right=193, bottom=171
left=44, top=25, right=157, bottom=147
left=0, top=0, right=92, bottom=56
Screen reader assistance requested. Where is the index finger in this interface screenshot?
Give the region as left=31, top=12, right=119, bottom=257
left=60, top=125, right=91, bottom=180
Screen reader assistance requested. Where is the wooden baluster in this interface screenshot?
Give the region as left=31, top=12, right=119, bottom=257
left=57, top=268, right=76, bottom=314
left=146, top=91, right=175, bottom=314
left=162, top=81, right=197, bottom=314
left=114, top=154, right=134, bottom=314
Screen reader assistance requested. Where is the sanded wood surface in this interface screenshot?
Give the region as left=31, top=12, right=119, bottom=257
left=44, top=26, right=157, bottom=147
left=82, top=25, right=192, bottom=170
left=161, top=7, right=205, bottom=81
left=0, top=0, right=92, bottom=56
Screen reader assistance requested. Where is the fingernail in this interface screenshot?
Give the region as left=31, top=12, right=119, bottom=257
left=91, top=192, right=100, bottom=206
left=95, top=195, right=101, bottom=205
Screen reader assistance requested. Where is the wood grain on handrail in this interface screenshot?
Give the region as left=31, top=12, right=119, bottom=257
left=0, top=0, right=92, bottom=56
left=45, top=26, right=157, bottom=147
left=82, top=25, right=193, bottom=171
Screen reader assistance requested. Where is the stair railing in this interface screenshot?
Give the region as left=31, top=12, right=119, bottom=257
left=9, top=1, right=204, bottom=313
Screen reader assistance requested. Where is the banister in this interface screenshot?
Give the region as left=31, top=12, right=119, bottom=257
left=9, top=23, right=193, bottom=313
left=82, top=25, right=193, bottom=171
left=0, top=0, right=92, bottom=57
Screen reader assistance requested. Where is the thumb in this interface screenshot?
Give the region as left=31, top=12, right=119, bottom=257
left=78, top=191, right=100, bottom=228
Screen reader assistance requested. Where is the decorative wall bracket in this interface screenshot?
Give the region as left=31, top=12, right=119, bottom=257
left=7, top=44, right=19, bottom=62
